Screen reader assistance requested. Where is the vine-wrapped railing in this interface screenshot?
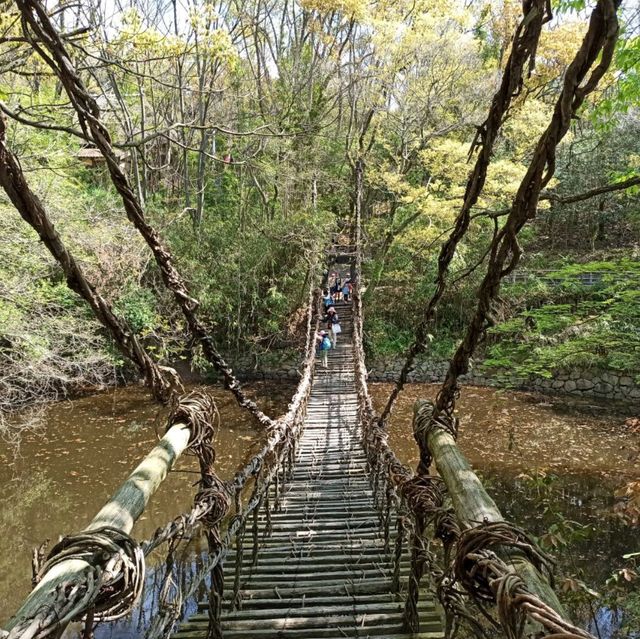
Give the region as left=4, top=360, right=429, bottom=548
left=188, top=281, right=323, bottom=639
left=411, top=400, right=599, bottom=639
left=350, top=155, right=597, bottom=638
left=352, top=264, right=598, bottom=639
left=350, top=161, right=436, bottom=629
left=351, top=233, right=429, bottom=633
left=3, top=281, right=322, bottom=639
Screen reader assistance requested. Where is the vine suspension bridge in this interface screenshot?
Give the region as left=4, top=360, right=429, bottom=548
left=172, top=300, right=442, bottom=639
left=0, top=1, right=623, bottom=638
left=2, top=247, right=598, bottom=639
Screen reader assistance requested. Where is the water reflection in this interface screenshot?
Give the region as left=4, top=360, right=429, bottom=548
left=373, top=383, right=639, bottom=477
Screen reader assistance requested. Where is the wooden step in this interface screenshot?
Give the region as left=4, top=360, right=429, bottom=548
left=178, top=612, right=442, bottom=635
left=212, top=592, right=407, bottom=611
left=175, top=626, right=442, bottom=639
left=217, top=578, right=398, bottom=599
left=195, top=602, right=436, bottom=622
left=225, top=546, right=397, bottom=563
left=223, top=566, right=408, bottom=585
left=226, top=556, right=410, bottom=572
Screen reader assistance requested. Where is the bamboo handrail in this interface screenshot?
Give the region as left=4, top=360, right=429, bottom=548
left=4, top=422, right=191, bottom=638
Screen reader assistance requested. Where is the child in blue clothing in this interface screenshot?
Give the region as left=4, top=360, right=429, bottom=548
left=342, top=280, right=351, bottom=302
left=316, top=330, right=331, bottom=368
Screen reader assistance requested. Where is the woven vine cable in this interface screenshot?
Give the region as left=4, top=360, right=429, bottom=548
left=353, top=203, right=462, bottom=635
left=378, top=0, right=553, bottom=426
left=435, top=0, right=621, bottom=417
left=5, top=286, right=318, bottom=639
left=0, top=115, right=177, bottom=404
left=6, top=391, right=221, bottom=639
left=352, top=183, right=598, bottom=639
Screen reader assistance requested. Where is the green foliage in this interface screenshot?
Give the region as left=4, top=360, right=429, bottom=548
left=592, top=33, right=640, bottom=126
left=364, top=317, right=415, bottom=357
left=552, top=0, right=586, bottom=11
left=114, top=286, right=159, bottom=334
left=485, top=260, right=640, bottom=380
left=166, top=203, right=332, bottom=354
left=1, top=0, right=639, bottom=415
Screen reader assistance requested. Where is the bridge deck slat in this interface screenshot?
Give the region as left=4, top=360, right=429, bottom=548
left=171, top=300, right=442, bottom=638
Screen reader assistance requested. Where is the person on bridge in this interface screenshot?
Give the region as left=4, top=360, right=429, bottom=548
left=325, top=306, right=341, bottom=347
left=316, top=330, right=331, bottom=368
left=342, top=279, right=352, bottom=303
left=332, top=274, right=342, bottom=301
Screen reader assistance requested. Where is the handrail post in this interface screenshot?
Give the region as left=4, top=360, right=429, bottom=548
left=392, top=509, right=407, bottom=594
left=231, top=493, right=244, bottom=611
left=404, top=513, right=427, bottom=633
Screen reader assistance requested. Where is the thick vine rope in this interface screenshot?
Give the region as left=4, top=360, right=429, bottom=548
left=137, top=283, right=321, bottom=639
left=16, top=0, right=274, bottom=428
left=452, top=522, right=594, bottom=639
left=351, top=165, right=599, bottom=639
left=169, top=391, right=220, bottom=468
left=37, top=528, right=145, bottom=622
left=454, top=522, right=555, bottom=600
left=435, top=0, right=621, bottom=416
left=412, top=399, right=459, bottom=473
left=7, top=390, right=225, bottom=639
left=379, top=0, right=553, bottom=425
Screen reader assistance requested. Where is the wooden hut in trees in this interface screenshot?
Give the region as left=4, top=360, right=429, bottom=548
left=76, top=145, right=129, bottom=170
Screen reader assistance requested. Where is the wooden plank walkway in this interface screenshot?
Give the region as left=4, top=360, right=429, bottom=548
left=174, top=302, right=442, bottom=638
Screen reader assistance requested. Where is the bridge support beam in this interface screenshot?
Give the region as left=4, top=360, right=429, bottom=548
left=3, top=421, right=191, bottom=639
left=412, top=400, right=566, bottom=626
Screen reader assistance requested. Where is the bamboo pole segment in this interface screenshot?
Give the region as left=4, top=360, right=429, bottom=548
left=412, top=399, right=564, bottom=617
left=4, top=421, right=191, bottom=638
left=89, top=424, right=191, bottom=533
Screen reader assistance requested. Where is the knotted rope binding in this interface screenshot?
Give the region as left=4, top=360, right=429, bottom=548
left=413, top=400, right=459, bottom=473
left=454, top=521, right=554, bottom=599
left=36, top=527, right=144, bottom=623
left=451, top=521, right=595, bottom=639
left=167, top=390, right=219, bottom=462
left=194, top=479, right=232, bottom=534
left=165, top=390, right=231, bottom=534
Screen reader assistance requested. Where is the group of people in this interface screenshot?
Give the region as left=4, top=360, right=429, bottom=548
left=329, top=273, right=353, bottom=303
left=316, top=274, right=352, bottom=367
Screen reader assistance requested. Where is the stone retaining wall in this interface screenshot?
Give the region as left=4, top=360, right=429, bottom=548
left=229, top=351, right=639, bottom=404
left=223, top=350, right=302, bottom=382
left=365, top=357, right=640, bottom=403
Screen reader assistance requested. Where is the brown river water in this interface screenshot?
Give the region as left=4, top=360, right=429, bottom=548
left=1, top=381, right=638, bottom=637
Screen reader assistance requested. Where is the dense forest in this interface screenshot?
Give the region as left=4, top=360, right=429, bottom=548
left=0, top=0, right=638, bottom=415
